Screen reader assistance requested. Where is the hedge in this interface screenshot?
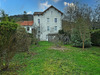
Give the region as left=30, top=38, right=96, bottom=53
left=91, top=29, right=100, bottom=46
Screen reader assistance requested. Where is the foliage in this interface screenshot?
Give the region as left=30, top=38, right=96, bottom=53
left=15, top=26, right=31, bottom=52
left=91, top=29, right=100, bottom=46
left=71, top=28, right=91, bottom=48
left=22, top=11, right=28, bottom=21
left=28, top=33, right=38, bottom=45
left=59, top=30, right=64, bottom=34
left=0, top=21, right=18, bottom=71
left=50, top=34, right=63, bottom=48
left=1, top=41, right=100, bottom=75
left=71, top=17, right=91, bottom=48
left=0, top=21, right=31, bottom=71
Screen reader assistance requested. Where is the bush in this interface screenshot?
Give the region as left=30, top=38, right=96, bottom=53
left=15, top=27, right=31, bottom=52
left=71, top=28, right=91, bottom=48
left=0, top=22, right=31, bottom=71
left=0, top=21, right=18, bottom=71
left=91, top=29, right=100, bottom=46
left=28, top=33, right=38, bottom=45
left=59, top=30, right=64, bottom=34
left=51, top=34, right=63, bottom=48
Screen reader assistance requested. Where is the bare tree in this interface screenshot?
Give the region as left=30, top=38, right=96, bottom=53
left=64, top=2, right=92, bottom=49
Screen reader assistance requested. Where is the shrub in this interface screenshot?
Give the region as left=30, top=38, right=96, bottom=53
left=51, top=34, right=63, bottom=48
left=59, top=30, right=64, bottom=34
left=0, top=21, right=18, bottom=71
left=28, top=33, right=38, bottom=45
left=15, top=27, right=31, bottom=52
left=91, top=29, right=100, bottom=46
left=71, top=28, right=91, bottom=48
left=0, top=22, right=31, bottom=71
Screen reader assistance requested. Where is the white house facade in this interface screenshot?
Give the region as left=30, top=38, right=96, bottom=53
left=17, top=21, right=33, bottom=33
left=33, top=6, right=63, bottom=41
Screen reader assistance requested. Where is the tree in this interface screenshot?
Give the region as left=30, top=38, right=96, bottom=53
left=22, top=11, right=28, bottom=21
left=92, top=0, right=100, bottom=29
left=64, top=2, right=92, bottom=49
left=72, top=17, right=91, bottom=49
left=0, top=9, right=9, bottom=21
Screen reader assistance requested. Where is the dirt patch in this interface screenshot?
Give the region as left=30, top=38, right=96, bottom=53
left=50, top=46, right=68, bottom=51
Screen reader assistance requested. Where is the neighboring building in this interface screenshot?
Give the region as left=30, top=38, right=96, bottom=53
left=17, top=21, right=33, bottom=33
left=33, top=6, right=63, bottom=41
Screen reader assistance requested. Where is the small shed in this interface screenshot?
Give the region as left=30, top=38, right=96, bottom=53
left=48, top=33, right=58, bottom=42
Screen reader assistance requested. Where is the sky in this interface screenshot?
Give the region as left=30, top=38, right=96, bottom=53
left=0, top=0, right=98, bottom=16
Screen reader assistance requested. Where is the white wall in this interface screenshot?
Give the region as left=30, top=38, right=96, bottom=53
left=22, top=26, right=33, bottom=33
left=34, top=7, right=63, bottom=41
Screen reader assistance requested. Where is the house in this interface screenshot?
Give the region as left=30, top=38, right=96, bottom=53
left=17, top=21, right=33, bottom=33
left=33, top=6, right=63, bottom=41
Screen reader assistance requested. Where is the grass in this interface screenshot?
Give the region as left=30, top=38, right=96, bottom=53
left=1, top=41, right=100, bottom=75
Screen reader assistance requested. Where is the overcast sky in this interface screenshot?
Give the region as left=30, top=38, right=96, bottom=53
left=0, top=0, right=97, bottom=16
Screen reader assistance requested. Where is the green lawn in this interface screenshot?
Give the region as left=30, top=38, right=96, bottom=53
left=1, top=41, right=100, bottom=75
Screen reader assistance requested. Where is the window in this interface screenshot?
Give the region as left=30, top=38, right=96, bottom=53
left=38, top=31, right=40, bottom=33
left=27, top=27, right=30, bottom=31
left=55, top=18, right=57, bottom=23
left=46, top=35, right=48, bottom=39
left=38, top=35, right=40, bottom=38
left=51, top=11, right=53, bottom=15
left=55, top=26, right=57, bottom=31
left=47, top=18, right=49, bottom=22
left=47, top=26, right=49, bottom=31
left=38, top=19, right=40, bottom=24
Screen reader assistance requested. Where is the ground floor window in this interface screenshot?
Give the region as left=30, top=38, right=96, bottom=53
left=55, top=26, right=57, bottom=31
left=46, top=35, right=48, bottom=39
left=27, top=27, right=30, bottom=31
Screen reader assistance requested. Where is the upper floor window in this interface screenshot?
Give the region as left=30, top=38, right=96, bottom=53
left=51, top=11, right=53, bottom=15
left=55, top=18, right=57, bottom=23
left=38, top=19, right=40, bottom=24
left=47, top=26, right=49, bottom=31
left=55, top=26, right=57, bottom=31
left=47, top=18, right=49, bottom=22
left=27, top=27, right=30, bottom=31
